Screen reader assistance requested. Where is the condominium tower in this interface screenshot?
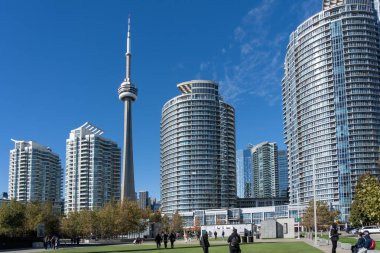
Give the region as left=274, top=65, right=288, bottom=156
left=283, top=0, right=380, bottom=221
left=65, top=122, right=121, bottom=213
left=251, top=142, right=279, bottom=198
left=236, top=145, right=253, bottom=198
left=160, top=80, right=236, bottom=213
left=8, top=140, right=61, bottom=202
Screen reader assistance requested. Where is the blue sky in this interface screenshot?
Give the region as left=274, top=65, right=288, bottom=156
left=0, top=0, right=322, bottom=199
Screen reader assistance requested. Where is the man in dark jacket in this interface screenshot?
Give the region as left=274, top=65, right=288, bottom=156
left=227, top=228, right=241, bottom=253
left=329, top=223, right=340, bottom=253
left=200, top=233, right=210, bottom=253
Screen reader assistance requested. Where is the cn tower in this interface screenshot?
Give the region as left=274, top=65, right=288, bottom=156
left=118, top=17, right=137, bottom=201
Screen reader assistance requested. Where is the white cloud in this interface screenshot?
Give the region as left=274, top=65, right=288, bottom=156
left=196, top=0, right=320, bottom=106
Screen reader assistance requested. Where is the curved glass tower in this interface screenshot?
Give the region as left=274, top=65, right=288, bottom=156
left=283, top=0, right=380, bottom=221
left=160, top=80, right=236, bottom=213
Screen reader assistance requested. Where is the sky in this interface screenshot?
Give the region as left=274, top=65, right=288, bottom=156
left=0, top=0, right=323, bottom=199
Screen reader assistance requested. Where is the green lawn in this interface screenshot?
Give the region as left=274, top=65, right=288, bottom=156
left=36, top=242, right=323, bottom=253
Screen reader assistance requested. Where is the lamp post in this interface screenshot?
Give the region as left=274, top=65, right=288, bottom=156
left=296, top=158, right=317, bottom=245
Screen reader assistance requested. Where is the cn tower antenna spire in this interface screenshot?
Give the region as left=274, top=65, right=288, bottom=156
left=126, top=15, right=132, bottom=82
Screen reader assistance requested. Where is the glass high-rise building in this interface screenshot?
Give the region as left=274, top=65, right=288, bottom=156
left=8, top=140, right=62, bottom=202
left=236, top=145, right=253, bottom=198
left=160, top=80, right=236, bottom=213
left=65, top=122, right=121, bottom=214
left=252, top=142, right=279, bottom=198
left=278, top=150, right=288, bottom=198
left=283, top=0, right=380, bottom=221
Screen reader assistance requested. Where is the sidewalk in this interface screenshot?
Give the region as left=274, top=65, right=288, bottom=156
left=302, top=238, right=349, bottom=253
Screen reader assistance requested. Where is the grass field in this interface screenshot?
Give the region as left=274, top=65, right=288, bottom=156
left=36, top=241, right=323, bottom=253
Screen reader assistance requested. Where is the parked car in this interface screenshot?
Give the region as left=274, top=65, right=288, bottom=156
left=350, top=228, right=359, bottom=234
left=359, top=226, right=380, bottom=234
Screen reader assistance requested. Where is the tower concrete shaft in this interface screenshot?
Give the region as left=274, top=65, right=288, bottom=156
left=118, top=16, right=138, bottom=201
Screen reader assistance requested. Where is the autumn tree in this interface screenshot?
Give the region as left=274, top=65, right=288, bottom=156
left=0, top=200, right=26, bottom=236
left=24, top=201, right=60, bottom=236
left=118, top=200, right=145, bottom=235
left=350, top=173, right=380, bottom=226
left=61, top=211, right=83, bottom=238
left=302, top=201, right=340, bottom=231
left=170, top=211, right=183, bottom=233
left=161, top=215, right=170, bottom=232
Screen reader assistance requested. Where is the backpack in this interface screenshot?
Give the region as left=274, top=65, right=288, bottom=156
left=230, top=235, right=239, bottom=248
left=369, top=239, right=376, bottom=250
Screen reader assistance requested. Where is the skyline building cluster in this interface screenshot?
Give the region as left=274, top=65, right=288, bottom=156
left=236, top=143, right=288, bottom=199
left=283, top=0, right=380, bottom=221
left=5, top=0, right=380, bottom=224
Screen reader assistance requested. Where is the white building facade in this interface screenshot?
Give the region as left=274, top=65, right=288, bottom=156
left=65, top=122, right=121, bottom=214
left=8, top=140, right=62, bottom=202
left=160, top=80, right=236, bottom=213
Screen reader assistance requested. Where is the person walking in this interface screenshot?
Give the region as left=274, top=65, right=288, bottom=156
left=200, top=233, right=210, bottom=253
left=163, top=232, right=168, bottom=249
left=214, top=231, right=217, bottom=240
left=222, top=230, right=225, bottom=239
left=155, top=233, right=162, bottom=249
left=169, top=232, right=176, bottom=248
left=228, top=228, right=241, bottom=253
left=329, top=223, right=340, bottom=253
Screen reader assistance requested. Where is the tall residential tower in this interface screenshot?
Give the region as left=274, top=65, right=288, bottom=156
left=118, top=17, right=138, bottom=201
left=65, top=122, right=121, bottom=213
left=160, top=80, right=236, bottom=213
left=8, top=140, right=61, bottom=202
left=283, top=0, right=380, bottom=221
left=251, top=142, right=279, bottom=198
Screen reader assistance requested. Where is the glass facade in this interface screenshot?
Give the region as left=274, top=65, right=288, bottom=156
left=283, top=0, right=380, bottom=221
left=252, top=142, right=279, bottom=198
left=236, top=145, right=253, bottom=198
left=278, top=150, right=289, bottom=198
left=160, top=80, right=236, bottom=213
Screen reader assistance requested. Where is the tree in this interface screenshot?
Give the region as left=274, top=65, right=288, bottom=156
left=302, top=201, right=340, bottom=231
left=0, top=200, right=26, bottom=236
left=170, top=211, right=183, bottom=233
left=61, top=211, right=83, bottom=238
left=161, top=215, right=170, bottom=232
left=24, top=201, right=60, bottom=237
left=118, top=200, right=144, bottom=235
left=97, top=201, right=119, bottom=238
left=350, top=173, right=380, bottom=226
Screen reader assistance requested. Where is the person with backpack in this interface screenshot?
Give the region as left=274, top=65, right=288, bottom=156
left=363, top=232, right=376, bottom=251
left=228, top=228, right=241, bottom=253
left=200, top=233, right=210, bottom=253
left=329, top=223, right=340, bottom=253
left=169, top=232, right=176, bottom=248
left=351, top=232, right=366, bottom=253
